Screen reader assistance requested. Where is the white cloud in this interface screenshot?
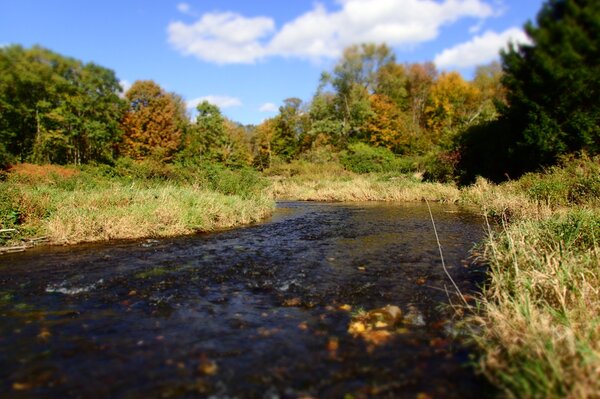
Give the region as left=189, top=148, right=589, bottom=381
left=187, top=95, right=242, bottom=109
left=119, top=80, right=131, bottom=97
left=259, top=102, right=278, bottom=112
left=177, top=3, right=191, bottom=14
left=167, top=12, right=275, bottom=64
left=168, top=0, right=497, bottom=64
left=434, top=27, right=530, bottom=69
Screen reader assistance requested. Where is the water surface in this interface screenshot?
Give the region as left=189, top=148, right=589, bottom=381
left=0, top=201, right=491, bottom=398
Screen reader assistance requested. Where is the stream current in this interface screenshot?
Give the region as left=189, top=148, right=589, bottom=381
left=0, top=201, right=492, bottom=398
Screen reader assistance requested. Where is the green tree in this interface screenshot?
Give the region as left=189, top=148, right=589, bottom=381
left=323, top=43, right=395, bottom=140
left=501, top=0, right=600, bottom=168
left=0, top=45, right=125, bottom=164
left=272, top=98, right=304, bottom=161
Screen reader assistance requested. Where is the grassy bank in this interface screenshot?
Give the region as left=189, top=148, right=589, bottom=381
left=460, top=156, right=600, bottom=398
left=0, top=161, right=273, bottom=248
left=266, top=160, right=461, bottom=202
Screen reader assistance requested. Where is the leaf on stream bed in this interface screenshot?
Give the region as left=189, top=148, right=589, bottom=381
left=347, top=305, right=405, bottom=346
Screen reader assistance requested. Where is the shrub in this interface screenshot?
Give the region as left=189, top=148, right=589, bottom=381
left=340, top=143, right=413, bottom=174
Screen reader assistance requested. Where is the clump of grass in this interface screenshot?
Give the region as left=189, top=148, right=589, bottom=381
left=466, top=155, right=600, bottom=398
left=1, top=162, right=273, bottom=247
left=267, top=159, right=459, bottom=202
left=473, top=210, right=600, bottom=398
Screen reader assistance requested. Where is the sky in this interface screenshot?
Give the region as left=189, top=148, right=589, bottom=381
left=0, top=0, right=545, bottom=125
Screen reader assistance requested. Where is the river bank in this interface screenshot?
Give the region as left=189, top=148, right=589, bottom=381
left=0, top=162, right=274, bottom=250
left=267, top=156, right=600, bottom=398
left=2, top=157, right=599, bottom=397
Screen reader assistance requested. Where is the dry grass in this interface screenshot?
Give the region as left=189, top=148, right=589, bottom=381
left=462, top=157, right=600, bottom=398
left=268, top=164, right=461, bottom=203
left=44, top=185, right=273, bottom=244
left=1, top=164, right=274, bottom=247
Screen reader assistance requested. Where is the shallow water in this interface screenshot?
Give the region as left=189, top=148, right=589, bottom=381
left=0, top=201, right=492, bottom=398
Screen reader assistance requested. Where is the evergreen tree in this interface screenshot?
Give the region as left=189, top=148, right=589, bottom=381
left=501, top=0, right=600, bottom=168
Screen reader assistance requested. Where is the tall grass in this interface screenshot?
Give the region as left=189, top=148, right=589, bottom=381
left=266, top=159, right=461, bottom=202
left=465, top=155, right=600, bottom=398
left=0, top=161, right=273, bottom=246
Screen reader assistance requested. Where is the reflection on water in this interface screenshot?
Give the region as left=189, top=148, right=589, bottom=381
left=0, top=201, right=492, bottom=398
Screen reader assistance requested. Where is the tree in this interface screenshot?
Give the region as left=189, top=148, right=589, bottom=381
left=501, top=0, right=600, bottom=168
left=375, top=63, right=409, bottom=110
left=0, top=45, right=125, bottom=164
left=323, top=43, right=396, bottom=140
left=406, top=62, right=438, bottom=131
left=182, top=100, right=228, bottom=163
left=472, top=61, right=506, bottom=121
left=252, top=118, right=277, bottom=170
left=272, top=98, right=304, bottom=161
left=120, top=80, right=186, bottom=161
left=425, top=72, right=482, bottom=145
left=363, top=94, right=411, bottom=153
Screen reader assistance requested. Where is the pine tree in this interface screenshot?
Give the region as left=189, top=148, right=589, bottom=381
left=501, top=0, right=600, bottom=167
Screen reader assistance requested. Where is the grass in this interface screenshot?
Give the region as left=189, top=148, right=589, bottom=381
left=460, top=156, right=600, bottom=398
left=0, top=161, right=273, bottom=247
left=266, top=160, right=461, bottom=202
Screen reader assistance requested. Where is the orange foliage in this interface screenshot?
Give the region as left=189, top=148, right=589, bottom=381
left=425, top=72, right=482, bottom=141
left=364, top=94, right=411, bottom=153
left=120, top=80, right=184, bottom=161
left=8, top=163, right=79, bottom=180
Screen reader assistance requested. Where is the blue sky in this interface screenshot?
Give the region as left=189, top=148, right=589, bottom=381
left=1, top=0, right=545, bottom=125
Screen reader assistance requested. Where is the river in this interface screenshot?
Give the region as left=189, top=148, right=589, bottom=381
left=0, top=201, right=492, bottom=398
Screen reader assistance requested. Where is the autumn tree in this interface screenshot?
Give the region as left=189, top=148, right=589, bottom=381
left=322, top=43, right=396, bottom=140
left=425, top=72, right=482, bottom=145
left=406, top=62, right=438, bottom=132
left=302, top=92, right=340, bottom=152
left=363, top=94, right=411, bottom=153
left=120, top=80, right=186, bottom=161
left=252, top=118, right=277, bottom=170
left=375, top=63, right=409, bottom=111
left=472, top=61, right=506, bottom=121
left=222, top=121, right=253, bottom=167
left=272, top=98, right=304, bottom=161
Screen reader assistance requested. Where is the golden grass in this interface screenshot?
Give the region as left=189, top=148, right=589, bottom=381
left=460, top=157, right=600, bottom=398
left=43, top=185, right=273, bottom=244
left=269, top=172, right=461, bottom=203
left=1, top=166, right=274, bottom=247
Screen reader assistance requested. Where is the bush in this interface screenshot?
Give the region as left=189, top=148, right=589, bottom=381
left=340, top=143, right=414, bottom=174
left=422, top=150, right=460, bottom=183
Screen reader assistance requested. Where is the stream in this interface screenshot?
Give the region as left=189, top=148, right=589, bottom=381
left=0, top=201, right=492, bottom=398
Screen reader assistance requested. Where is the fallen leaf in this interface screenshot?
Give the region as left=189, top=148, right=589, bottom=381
left=12, top=382, right=31, bottom=391
left=338, top=304, right=352, bottom=312
left=37, top=328, right=51, bottom=340
left=198, top=355, right=218, bottom=376
left=348, top=321, right=366, bottom=335
left=327, top=337, right=339, bottom=352
left=297, top=322, right=309, bottom=331
left=282, top=298, right=301, bottom=307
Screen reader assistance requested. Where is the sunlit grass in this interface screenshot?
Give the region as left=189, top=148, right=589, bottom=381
left=0, top=162, right=274, bottom=246
left=463, top=156, right=600, bottom=398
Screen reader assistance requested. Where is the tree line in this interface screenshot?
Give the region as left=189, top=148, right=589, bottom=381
left=1, top=0, right=598, bottom=182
